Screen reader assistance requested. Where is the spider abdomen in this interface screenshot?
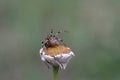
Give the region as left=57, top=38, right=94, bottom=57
left=45, top=37, right=59, bottom=48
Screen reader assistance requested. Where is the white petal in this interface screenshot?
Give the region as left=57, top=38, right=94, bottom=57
left=53, top=51, right=74, bottom=69
left=39, top=48, right=75, bottom=69
left=39, top=48, right=44, bottom=61
left=39, top=48, right=43, bottom=55
left=41, top=54, right=46, bottom=61
left=61, top=62, right=69, bottom=69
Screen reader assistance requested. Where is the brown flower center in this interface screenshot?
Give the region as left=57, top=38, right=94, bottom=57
left=43, top=45, right=71, bottom=56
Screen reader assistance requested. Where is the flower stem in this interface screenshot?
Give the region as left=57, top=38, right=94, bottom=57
left=53, top=66, right=59, bottom=80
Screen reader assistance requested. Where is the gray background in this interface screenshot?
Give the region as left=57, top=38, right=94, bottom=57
left=0, top=0, right=120, bottom=80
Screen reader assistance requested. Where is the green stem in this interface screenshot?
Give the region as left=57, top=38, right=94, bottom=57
left=53, top=66, right=59, bottom=80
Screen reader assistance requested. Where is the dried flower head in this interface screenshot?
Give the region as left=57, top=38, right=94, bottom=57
left=39, top=30, right=74, bottom=69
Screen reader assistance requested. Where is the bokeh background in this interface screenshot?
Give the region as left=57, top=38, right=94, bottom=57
left=0, top=0, right=120, bottom=80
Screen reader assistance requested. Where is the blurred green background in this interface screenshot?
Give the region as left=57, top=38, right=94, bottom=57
left=0, top=0, right=120, bottom=80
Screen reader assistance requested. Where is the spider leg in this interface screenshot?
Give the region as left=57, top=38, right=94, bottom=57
left=55, top=30, right=62, bottom=36
left=57, top=38, right=66, bottom=46
left=41, top=41, right=44, bottom=47
left=51, top=29, right=53, bottom=33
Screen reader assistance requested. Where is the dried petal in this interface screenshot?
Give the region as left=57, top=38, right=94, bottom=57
left=39, top=46, right=74, bottom=69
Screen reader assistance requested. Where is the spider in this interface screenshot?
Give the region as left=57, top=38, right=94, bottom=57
left=41, top=29, right=65, bottom=48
